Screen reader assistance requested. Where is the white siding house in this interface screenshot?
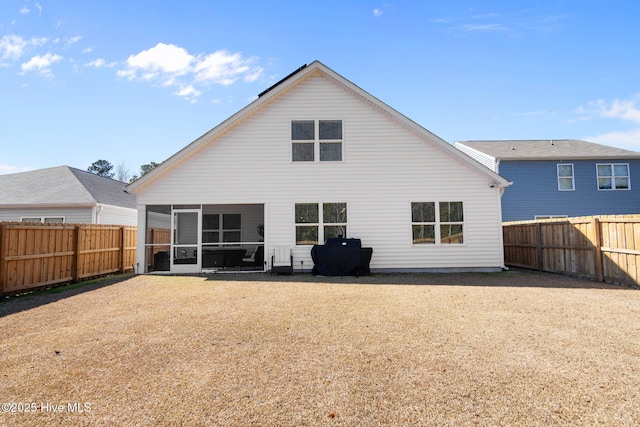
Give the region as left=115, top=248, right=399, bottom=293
left=128, top=61, right=510, bottom=274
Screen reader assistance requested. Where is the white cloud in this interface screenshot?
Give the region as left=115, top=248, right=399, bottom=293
left=31, top=36, right=48, bottom=46
left=21, top=53, right=63, bottom=76
left=435, top=10, right=564, bottom=36
left=0, top=35, right=28, bottom=60
left=457, top=23, right=508, bottom=33
left=373, top=8, right=383, bottom=17
left=118, top=43, right=193, bottom=81
left=585, top=128, right=640, bottom=153
left=597, top=96, right=640, bottom=123
left=0, top=35, right=48, bottom=62
left=194, top=50, right=258, bottom=85
left=64, top=36, right=82, bottom=48
left=118, top=43, right=263, bottom=102
left=35, top=2, right=42, bottom=15
left=85, top=58, right=116, bottom=68
left=19, top=6, right=30, bottom=15
left=576, top=94, right=640, bottom=153
left=576, top=94, right=640, bottom=124
left=173, top=85, right=201, bottom=103
left=244, top=66, right=263, bottom=83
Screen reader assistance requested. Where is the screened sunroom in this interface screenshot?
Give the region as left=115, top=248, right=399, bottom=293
left=144, top=204, right=264, bottom=273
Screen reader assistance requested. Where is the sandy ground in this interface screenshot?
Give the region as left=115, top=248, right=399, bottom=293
left=1, top=270, right=639, bottom=426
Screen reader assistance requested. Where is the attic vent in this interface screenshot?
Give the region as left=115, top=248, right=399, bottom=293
left=550, top=140, right=554, bottom=146
left=510, top=146, right=516, bottom=150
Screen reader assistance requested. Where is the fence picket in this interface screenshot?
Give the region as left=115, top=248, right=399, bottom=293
left=1, top=223, right=136, bottom=296
left=504, top=215, right=640, bottom=287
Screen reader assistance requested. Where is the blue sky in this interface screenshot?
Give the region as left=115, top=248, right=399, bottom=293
left=2, top=0, right=640, bottom=177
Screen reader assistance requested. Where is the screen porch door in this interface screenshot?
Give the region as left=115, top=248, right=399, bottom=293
left=171, top=209, right=201, bottom=273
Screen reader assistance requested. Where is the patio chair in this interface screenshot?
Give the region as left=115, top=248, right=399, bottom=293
left=242, top=245, right=264, bottom=269
left=271, top=246, right=293, bottom=275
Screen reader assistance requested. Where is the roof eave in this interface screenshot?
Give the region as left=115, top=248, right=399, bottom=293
left=497, top=155, right=640, bottom=161
left=0, top=203, right=98, bottom=209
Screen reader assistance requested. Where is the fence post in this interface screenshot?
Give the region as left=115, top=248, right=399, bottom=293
left=0, top=224, right=4, bottom=295
left=120, top=226, right=126, bottom=274
left=535, top=223, right=543, bottom=271
left=72, top=225, right=80, bottom=283
left=592, top=217, right=604, bottom=282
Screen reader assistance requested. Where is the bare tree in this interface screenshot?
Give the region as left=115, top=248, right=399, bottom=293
left=115, top=161, right=132, bottom=183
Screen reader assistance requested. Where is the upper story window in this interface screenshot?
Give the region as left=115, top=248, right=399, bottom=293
left=597, top=163, right=630, bottom=190
left=292, top=120, right=343, bottom=162
left=557, top=164, right=575, bottom=191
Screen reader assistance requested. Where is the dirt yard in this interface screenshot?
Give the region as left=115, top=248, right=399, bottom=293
left=1, top=270, right=639, bottom=426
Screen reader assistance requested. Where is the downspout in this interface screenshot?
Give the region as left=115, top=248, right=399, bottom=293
left=95, top=204, right=103, bottom=224
left=495, top=158, right=507, bottom=197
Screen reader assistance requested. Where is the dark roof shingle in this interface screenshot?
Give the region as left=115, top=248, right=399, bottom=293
left=455, top=139, right=640, bottom=160
left=0, top=166, right=136, bottom=208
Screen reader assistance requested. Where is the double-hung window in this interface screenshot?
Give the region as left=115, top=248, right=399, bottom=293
left=292, top=120, right=343, bottom=162
left=597, top=163, right=630, bottom=190
left=557, top=164, right=575, bottom=191
left=439, top=201, right=464, bottom=244
left=411, top=202, right=436, bottom=244
left=295, top=202, right=347, bottom=245
left=411, top=201, right=464, bottom=244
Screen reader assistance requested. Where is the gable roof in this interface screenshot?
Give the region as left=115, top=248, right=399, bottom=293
left=0, top=166, right=136, bottom=209
left=454, top=139, right=640, bottom=161
left=128, top=60, right=510, bottom=193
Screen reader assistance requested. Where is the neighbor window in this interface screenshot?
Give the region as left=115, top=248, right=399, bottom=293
left=534, top=215, right=568, bottom=220
left=597, top=163, right=630, bottom=190
left=20, top=216, right=64, bottom=223
left=411, top=201, right=464, bottom=244
left=292, top=120, right=342, bottom=162
left=557, top=164, right=575, bottom=191
left=295, top=202, right=347, bottom=245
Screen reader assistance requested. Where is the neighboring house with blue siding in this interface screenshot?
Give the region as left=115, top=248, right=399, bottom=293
left=453, top=140, right=640, bottom=221
left=0, top=166, right=137, bottom=225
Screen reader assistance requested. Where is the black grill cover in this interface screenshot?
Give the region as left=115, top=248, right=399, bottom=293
left=311, top=238, right=373, bottom=276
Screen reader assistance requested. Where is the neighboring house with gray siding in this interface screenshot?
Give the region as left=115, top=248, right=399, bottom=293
left=453, top=140, right=640, bottom=221
left=128, top=61, right=510, bottom=274
left=0, top=166, right=137, bottom=225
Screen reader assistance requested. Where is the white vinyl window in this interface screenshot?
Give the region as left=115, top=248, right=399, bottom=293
left=292, top=120, right=343, bottom=162
left=597, top=163, right=630, bottom=190
left=295, top=203, right=347, bottom=245
left=411, top=202, right=464, bottom=245
left=557, top=164, right=575, bottom=191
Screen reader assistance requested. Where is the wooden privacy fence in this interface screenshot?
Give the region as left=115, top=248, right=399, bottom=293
left=0, top=223, right=137, bottom=296
left=503, top=215, right=640, bottom=287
